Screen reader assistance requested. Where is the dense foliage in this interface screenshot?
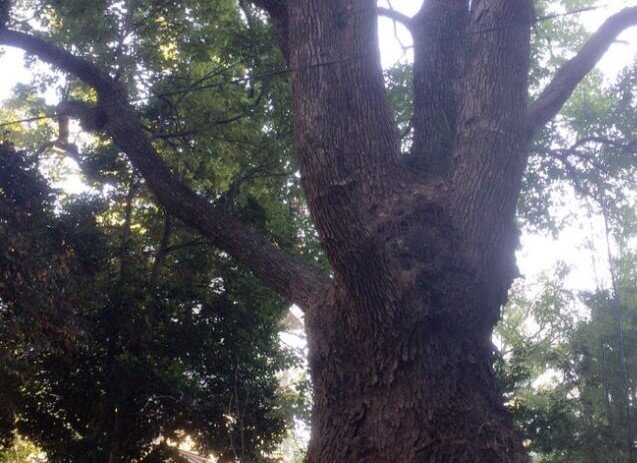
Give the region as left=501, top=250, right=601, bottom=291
left=0, top=141, right=305, bottom=462
left=498, top=249, right=636, bottom=462
left=496, top=27, right=637, bottom=458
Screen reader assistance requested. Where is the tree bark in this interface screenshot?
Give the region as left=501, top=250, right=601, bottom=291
left=409, top=0, right=468, bottom=178
left=289, top=1, right=526, bottom=461
left=305, top=287, right=528, bottom=462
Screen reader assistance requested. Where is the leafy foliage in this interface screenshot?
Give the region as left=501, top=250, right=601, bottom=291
left=2, top=0, right=637, bottom=460
left=0, top=434, right=46, bottom=463
left=0, top=142, right=306, bottom=462
left=497, top=249, right=637, bottom=462
left=1, top=0, right=320, bottom=459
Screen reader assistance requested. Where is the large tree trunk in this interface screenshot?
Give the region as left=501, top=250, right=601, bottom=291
left=284, top=0, right=530, bottom=458
left=306, top=295, right=526, bottom=462
left=286, top=0, right=532, bottom=461
left=302, top=199, right=529, bottom=461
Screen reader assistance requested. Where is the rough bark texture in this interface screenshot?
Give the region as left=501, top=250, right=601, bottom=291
left=410, top=0, right=468, bottom=178
left=3, top=2, right=637, bottom=461
left=282, top=1, right=533, bottom=460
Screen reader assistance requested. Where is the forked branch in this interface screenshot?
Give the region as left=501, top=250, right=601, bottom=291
left=528, top=6, right=637, bottom=135
left=0, top=28, right=330, bottom=310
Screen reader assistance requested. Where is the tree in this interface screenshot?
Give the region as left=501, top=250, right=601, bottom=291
left=0, top=435, right=46, bottom=463
left=495, top=268, right=582, bottom=462
left=0, top=143, right=301, bottom=462
left=497, top=259, right=637, bottom=462
left=1, top=0, right=637, bottom=461
left=496, top=65, right=637, bottom=457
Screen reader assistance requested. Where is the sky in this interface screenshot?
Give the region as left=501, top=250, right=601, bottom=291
left=1, top=0, right=637, bottom=297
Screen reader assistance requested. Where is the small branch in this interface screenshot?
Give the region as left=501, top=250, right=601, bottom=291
left=163, top=239, right=211, bottom=254
left=533, top=135, right=637, bottom=163
left=533, top=137, right=637, bottom=185
left=567, top=135, right=637, bottom=153
left=532, top=144, right=625, bottom=199
left=528, top=6, right=637, bottom=135
left=119, top=178, right=138, bottom=280
left=150, top=129, right=198, bottom=140
left=149, top=215, right=172, bottom=288
left=377, top=6, right=413, bottom=31
left=553, top=152, right=596, bottom=199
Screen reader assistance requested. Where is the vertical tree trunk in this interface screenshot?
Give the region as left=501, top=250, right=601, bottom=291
left=304, top=273, right=530, bottom=462
left=286, top=1, right=532, bottom=461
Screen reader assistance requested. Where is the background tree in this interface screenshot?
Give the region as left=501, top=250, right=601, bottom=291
left=497, top=59, right=637, bottom=460
left=0, top=435, right=46, bottom=463
left=497, top=252, right=636, bottom=462
left=0, top=142, right=306, bottom=462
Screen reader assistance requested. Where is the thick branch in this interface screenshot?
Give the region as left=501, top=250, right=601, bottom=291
left=286, top=0, right=405, bottom=290
left=409, top=0, right=468, bottom=178
left=0, top=29, right=113, bottom=92
left=528, top=6, right=637, bottom=135
left=0, top=28, right=330, bottom=310
left=449, top=0, right=533, bottom=285
left=58, top=99, right=108, bottom=131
